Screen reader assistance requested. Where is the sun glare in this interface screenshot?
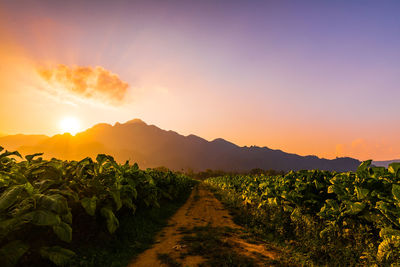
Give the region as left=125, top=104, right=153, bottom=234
left=59, top=117, right=81, bottom=135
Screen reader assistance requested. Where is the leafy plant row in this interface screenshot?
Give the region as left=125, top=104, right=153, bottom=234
left=0, top=147, right=196, bottom=266
left=205, top=161, right=400, bottom=265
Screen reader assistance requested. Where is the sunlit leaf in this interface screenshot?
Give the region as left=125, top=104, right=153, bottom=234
left=392, top=184, right=400, bottom=202
left=357, top=160, right=372, bottom=172
left=355, top=186, right=369, bottom=200
left=389, top=163, right=400, bottom=178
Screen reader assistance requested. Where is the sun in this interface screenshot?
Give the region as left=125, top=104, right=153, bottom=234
left=59, top=117, right=81, bottom=135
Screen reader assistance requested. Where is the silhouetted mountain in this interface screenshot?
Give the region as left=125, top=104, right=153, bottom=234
left=373, top=159, right=400, bottom=168
left=0, top=119, right=361, bottom=172
left=0, top=134, right=48, bottom=151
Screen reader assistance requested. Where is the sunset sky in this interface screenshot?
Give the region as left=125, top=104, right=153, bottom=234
left=0, top=0, right=399, bottom=161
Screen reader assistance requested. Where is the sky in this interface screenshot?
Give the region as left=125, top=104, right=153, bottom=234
left=0, top=0, right=399, bottom=161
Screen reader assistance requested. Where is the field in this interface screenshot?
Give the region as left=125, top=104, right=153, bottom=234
left=0, top=147, right=196, bottom=266
left=1, top=146, right=400, bottom=266
left=205, top=161, right=400, bottom=265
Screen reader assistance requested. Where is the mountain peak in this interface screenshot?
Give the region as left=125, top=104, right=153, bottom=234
left=211, top=138, right=237, bottom=147
left=91, top=123, right=112, bottom=129
left=1, top=120, right=361, bottom=172
left=124, top=118, right=147, bottom=125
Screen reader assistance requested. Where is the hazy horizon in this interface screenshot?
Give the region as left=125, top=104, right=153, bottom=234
left=0, top=118, right=398, bottom=163
left=1, top=0, right=400, bottom=161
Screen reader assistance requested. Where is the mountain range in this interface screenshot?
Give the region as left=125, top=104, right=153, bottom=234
left=0, top=119, right=362, bottom=172
left=372, top=159, right=400, bottom=168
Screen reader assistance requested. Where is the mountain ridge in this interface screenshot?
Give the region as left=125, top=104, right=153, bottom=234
left=372, top=159, right=400, bottom=168
left=0, top=119, right=361, bottom=172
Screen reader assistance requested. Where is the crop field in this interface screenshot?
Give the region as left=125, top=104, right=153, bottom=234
left=205, top=161, right=400, bottom=265
left=0, top=147, right=196, bottom=266
left=2, top=144, right=400, bottom=266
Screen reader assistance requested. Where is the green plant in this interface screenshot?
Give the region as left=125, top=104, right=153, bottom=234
left=0, top=147, right=196, bottom=266
left=205, top=161, right=400, bottom=265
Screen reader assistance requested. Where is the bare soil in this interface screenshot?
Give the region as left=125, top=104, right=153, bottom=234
left=128, top=184, right=279, bottom=267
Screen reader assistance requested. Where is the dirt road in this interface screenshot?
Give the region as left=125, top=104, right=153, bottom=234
left=128, top=185, right=279, bottom=267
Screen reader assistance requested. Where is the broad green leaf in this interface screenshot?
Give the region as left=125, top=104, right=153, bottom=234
left=109, top=190, right=122, bottom=211
left=0, top=185, right=23, bottom=211
left=96, top=154, right=108, bottom=165
left=327, top=184, right=345, bottom=196
left=61, top=212, right=72, bottom=224
left=380, top=228, right=400, bottom=238
left=78, top=157, right=92, bottom=166
left=359, top=210, right=381, bottom=223
left=106, top=155, right=116, bottom=164
left=389, top=163, right=400, bottom=178
left=357, top=160, right=372, bottom=172
left=0, top=217, right=21, bottom=234
left=319, top=228, right=330, bottom=238
left=161, top=190, right=172, bottom=200
left=377, top=236, right=400, bottom=262
left=377, top=238, right=391, bottom=261
left=52, top=222, right=72, bottom=243
left=132, top=187, right=137, bottom=199
left=133, top=163, right=139, bottom=170
left=314, top=180, right=324, bottom=190
left=370, top=166, right=386, bottom=178
left=267, top=198, right=278, bottom=205
left=25, top=153, right=43, bottom=162
left=23, top=182, right=34, bottom=195
left=325, top=199, right=339, bottom=210
left=40, top=246, right=76, bottom=266
left=355, top=186, right=369, bottom=200
left=345, top=202, right=366, bottom=215
left=122, top=198, right=136, bottom=213
left=290, top=207, right=302, bottom=221
left=22, top=210, right=61, bottom=226
left=100, top=207, right=119, bottom=234
left=36, top=194, right=69, bottom=214
left=81, top=196, right=97, bottom=216
left=375, top=201, right=399, bottom=228
left=0, top=240, right=29, bottom=267
left=327, top=185, right=334, bottom=194
left=0, top=150, right=22, bottom=159
left=392, top=184, right=400, bottom=202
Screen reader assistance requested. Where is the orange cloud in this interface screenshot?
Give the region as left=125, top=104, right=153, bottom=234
left=38, top=65, right=128, bottom=105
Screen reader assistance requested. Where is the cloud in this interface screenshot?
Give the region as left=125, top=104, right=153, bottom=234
left=38, top=65, right=129, bottom=105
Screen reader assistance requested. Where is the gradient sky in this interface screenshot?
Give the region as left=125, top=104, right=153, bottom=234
left=0, top=0, right=399, bottom=161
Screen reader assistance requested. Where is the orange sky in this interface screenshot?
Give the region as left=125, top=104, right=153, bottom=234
left=1, top=1, right=400, bottom=161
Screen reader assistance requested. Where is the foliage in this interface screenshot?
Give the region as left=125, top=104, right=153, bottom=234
left=187, top=168, right=285, bottom=181
left=205, top=161, right=400, bottom=265
left=0, top=146, right=196, bottom=266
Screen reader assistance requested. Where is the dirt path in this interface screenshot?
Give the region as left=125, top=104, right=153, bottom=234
left=128, top=184, right=280, bottom=267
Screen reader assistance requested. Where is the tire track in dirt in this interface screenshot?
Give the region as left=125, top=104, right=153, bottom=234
left=128, top=184, right=279, bottom=267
